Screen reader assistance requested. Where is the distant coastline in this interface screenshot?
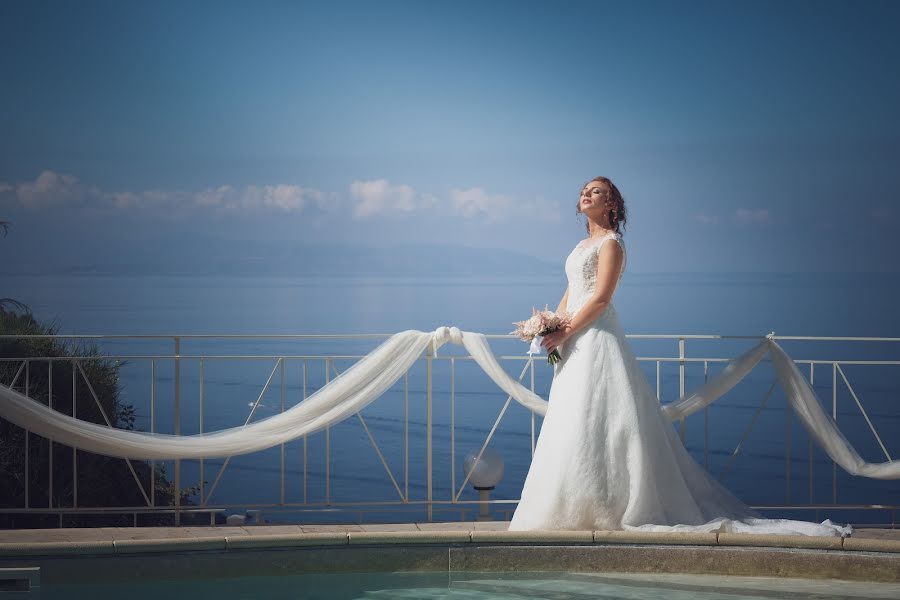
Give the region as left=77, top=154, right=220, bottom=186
left=0, top=240, right=561, bottom=277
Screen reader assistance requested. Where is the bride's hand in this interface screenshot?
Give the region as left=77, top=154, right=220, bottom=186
left=542, top=326, right=572, bottom=354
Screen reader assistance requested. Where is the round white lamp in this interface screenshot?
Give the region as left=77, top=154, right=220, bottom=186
left=463, top=448, right=504, bottom=521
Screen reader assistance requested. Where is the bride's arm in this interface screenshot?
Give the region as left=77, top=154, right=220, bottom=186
left=556, top=287, right=570, bottom=314
left=543, top=242, right=624, bottom=352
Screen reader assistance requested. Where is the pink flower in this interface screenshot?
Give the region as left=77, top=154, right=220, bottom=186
left=510, top=306, right=572, bottom=364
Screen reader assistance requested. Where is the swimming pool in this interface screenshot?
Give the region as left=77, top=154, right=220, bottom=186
left=43, top=570, right=900, bottom=599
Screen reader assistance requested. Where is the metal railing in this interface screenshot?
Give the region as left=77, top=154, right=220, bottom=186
left=0, top=332, right=897, bottom=527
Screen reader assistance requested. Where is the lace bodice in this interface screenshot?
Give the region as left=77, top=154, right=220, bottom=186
left=564, top=232, right=626, bottom=316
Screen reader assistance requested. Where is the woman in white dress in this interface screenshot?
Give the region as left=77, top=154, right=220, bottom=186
left=508, top=176, right=850, bottom=536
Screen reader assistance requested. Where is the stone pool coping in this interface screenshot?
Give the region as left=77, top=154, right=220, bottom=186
left=0, top=522, right=898, bottom=556
left=1, top=522, right=898, bottom=583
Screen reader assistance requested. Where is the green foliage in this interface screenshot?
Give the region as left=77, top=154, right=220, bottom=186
left=0, top=306, right=199, bottom=527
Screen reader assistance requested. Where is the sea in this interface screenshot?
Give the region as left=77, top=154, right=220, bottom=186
left=4, top=271, right=900, bottom=526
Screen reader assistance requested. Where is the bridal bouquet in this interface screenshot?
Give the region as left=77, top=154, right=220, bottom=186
left=511, top=305, right=572, bottom=364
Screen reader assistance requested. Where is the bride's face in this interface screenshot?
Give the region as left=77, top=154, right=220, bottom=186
left=579, top=182, right=608, bottom=215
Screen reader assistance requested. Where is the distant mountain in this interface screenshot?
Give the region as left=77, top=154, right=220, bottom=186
left=1, top=235, right=560, bottom=277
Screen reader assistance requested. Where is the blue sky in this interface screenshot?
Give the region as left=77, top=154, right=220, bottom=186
left=1, top=0, right=898, bottom=273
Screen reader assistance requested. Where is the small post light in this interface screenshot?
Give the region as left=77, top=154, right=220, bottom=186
left=463, top=447, right=504, bottom=521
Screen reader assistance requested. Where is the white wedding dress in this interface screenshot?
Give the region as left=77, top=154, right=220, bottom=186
left=508, top=233, right=851, bottom=536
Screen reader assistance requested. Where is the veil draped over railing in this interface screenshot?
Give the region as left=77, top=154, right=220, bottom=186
left=0, top=326, right=898, bottom=479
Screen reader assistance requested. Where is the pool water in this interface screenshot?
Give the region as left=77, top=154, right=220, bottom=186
left=45, top=571, right=900, bottom=599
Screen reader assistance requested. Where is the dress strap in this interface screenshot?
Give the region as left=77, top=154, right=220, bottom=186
left=579, top=232, right=622, bottom=249
left=579, top=233, right=626, bottom=278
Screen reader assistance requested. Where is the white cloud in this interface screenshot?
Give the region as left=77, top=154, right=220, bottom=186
left=138, top=190, right=178, bottom=206
left=419, top=192, right=441, bottom=210
left=3, top=171, right=560, bottom=225
left=194, top=185, right=232, bottom=207
left=257, top=184, right=312, bottom=212
left=4, top=171, right=332, bottom=215
left=448, top=187, right=559, bottom=222
left=449, top=188, right=511, bottom=220
left=349, top=179, right=421, bottom=218
left=15, top=170, right=87, bottom=208
left=109, top=191, right=140, bottom=208
left=193, top=184, right=331, bottom=212
left=346, top=180, right=560, bottom=222
left=734, top=208, right=770, bottom=224
left=693, top=213, right=720, bottom=225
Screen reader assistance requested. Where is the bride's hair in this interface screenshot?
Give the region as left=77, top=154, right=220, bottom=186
left=576, top=176, right=627, bottom=236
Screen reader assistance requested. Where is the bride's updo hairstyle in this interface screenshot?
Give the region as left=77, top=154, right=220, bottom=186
left=576, top=176, right=627, bottom=236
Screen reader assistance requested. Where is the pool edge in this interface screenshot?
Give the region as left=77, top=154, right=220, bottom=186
left=0, top=530, right=898, bottom=584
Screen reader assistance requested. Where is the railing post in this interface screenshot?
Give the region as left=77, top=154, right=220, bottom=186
left=24, top=361, right=29, bottom=510
left=303, top=360, right=308, bottom=505
left=785, top=386, right=791, bottom=503
left=809, top=362, right=815, bottom=503
left=280, top=357, right=285, bottom=506
left=450, top=358, right=455, bottom=501
left=426, top=341, right=433, bottom=522
left=48, top=360, right=53, bottom=510
left=72, top=361, right=78, bottom=510
left=655, top=360, right=660, bottom=401
left=703, top=360, right=709, bottom=470
left=325, top=358, right=331, bottom=505
left=832, top=361, right=837, bottom=505
left=530, top=357, right=536, bottom=456
left=174, top=336, right=181, bottom=526
left=199, top=357, right=204, bottom=506
left=404, top=370, right=409, bottom=503
left=678, top=337, right=686, bottom=443
left=151, top=359, right=156, bottom=508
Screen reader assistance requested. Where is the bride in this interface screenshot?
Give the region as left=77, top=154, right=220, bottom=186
left=508, top=176, right=850, bottom=536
